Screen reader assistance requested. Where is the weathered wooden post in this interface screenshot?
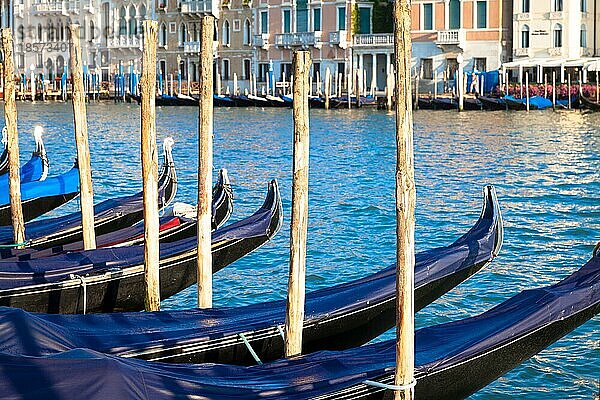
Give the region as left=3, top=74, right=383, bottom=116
left=552, top=71, right=556, bottom=111
left=414, top=67, right=419, bottom=110
left=544, top=74, right=548, bottom=98
left=197, top=15, right=214, bottom=309
left=433, top=70, right=437, bottom=99
left=69, top=24, right=96, bottom=250
left=284, top=50, right=311, bottom=358
left=567, top=74, right=572, bottom=110
left=347, top=73, right=352, bottom=109
left=1, top=29, right=25, bottom=247
left=393, top=0, right=415, bottom=398
left=324, top=67, right=330, bottom=110
left=525, top=71, right=530, bottom=112
left=140, top=20, right=161, bottom=312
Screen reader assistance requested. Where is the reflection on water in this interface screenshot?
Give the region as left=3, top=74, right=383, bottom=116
left=2, top=103, right=598, bottom=399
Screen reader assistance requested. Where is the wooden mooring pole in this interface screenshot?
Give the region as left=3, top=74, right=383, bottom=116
left=324, top=67, right=330, bottom=110
left=552, top=71, right=556, bottom=111
left=525, top=72, right=530, bottom=112
left=69, top=24, right=96, bottom=250
left=140, top=20, right=161, bottom=312
left=284, top=50, right=311, bottom=358
left=1, top=29, right=25, bottom=247
left=393, top=0, right=415, bottom=398
left=567, top=74, right=572, bottom=110
left=197, top=15, right=215, bottom=309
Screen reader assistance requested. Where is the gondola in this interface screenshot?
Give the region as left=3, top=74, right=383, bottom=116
left=309, top=96, right=325, bottom=108
left=229, top=95, right=255, bottom=107
left=0, top=138, right=178, bottom=248
left=416, top=97, right=435, bottom=110
left=0, top=179, right=282, bottom=313
left=156, top=94, right=197, bottom=107
left=0, top=169, right=233, bottom=260
left=265, top=94, right=290, bottom=108
left=578, top=94, right=600, bottom=111
left=432, top=97, right=458, bottom=110
left=130, top=94, right=198, bottom=107
left=0, top=128, right=8, bottom=175
left=213, top=94, right=235, bottom=107
left=1, top=246, right=596, bottom=400
left=463, top=97, right=483, bottom=110
left=477, top=95, right=506, bottom=110
left=0, top=163, right=79, bottom=225
left=0, top=186, right=502, bottom=364
left=504, top=95, right=553, bottom=110
left=247, top=94, right=271, bottom=107
left=0, top=126, right=49, bottom=185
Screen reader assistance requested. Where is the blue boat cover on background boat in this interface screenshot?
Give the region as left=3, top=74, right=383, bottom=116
left=0, top=187, right=501, bottom=356
left=504, top=95, right=553, bottom=109
left=0, top=253, right=596, bottom=399
left=0, top=166, right=79, bottom=206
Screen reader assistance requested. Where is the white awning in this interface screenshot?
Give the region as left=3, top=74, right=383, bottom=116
left=502, top=57, right=600, bottom=70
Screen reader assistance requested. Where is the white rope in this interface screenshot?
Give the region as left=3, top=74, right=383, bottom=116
left=276, top=325, right=285, bottom=340
left=239, top=333, right=262, bottom=365
left=70, top=274, right=87, bottom=314
left=363, top=378, right=417, bottom=392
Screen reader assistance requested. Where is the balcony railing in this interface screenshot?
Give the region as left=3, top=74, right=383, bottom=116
left=548, top=47, right=563, bottom=56
left=180, top=0, right=218, bottom=17
left=513, top=48, right=529, bottom=57
left=184, top=41, right=200, bottom=53
left=353, top=33, right=393, bottom=46
left=549, top=11, right=563, bottom=19
left=253, top=34, right=270, bottom=48
left=182, top=40, right=219, bottom=54
left=274, top=32, right=322, bottom=48
left=108, top=36, right=141, bottom=48
left=329, top=30, right=348, bottom=48
left=436, top=29, right=465, bottom=45
left=514, top=12, right=530, bottom=21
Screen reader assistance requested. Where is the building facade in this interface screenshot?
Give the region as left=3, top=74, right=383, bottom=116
left=4, top=0, right=599, bottom=95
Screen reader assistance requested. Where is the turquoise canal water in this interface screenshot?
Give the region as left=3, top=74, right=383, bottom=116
left=4, top=103, right=600, bottom=398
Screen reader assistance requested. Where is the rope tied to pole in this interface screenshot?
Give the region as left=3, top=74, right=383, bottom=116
left=0, top=240, right=30, bottom=248
left=69, top=274, right=87, bottom=314
left=363, top=378, right=417, bottom=392
left=238, top=333, right=263, bottom=365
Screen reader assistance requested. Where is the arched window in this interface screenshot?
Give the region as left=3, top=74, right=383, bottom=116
left=580, top=24, right=587, bottom=48
left=553, top=0, right=563, bottom=12
left=179, top=23, right=187, bottom=45
left=222, top=20, right=230, bottom=46
left=119, top=7, right=127, bottom=36
left=522, top=0, right=529, bottom=12
left=449, top=0, right=460, bottom=29
left=581, top=0, right=587, bottom=12
left=243, top=19, right=251, bottom=45
left=159, top=23, right=167, bottom=46
left=90, top=20, right=95, bottom=41
left=37, top=23, right=43, bottom=41
left=129, top=5, right=137, bottom=36
left=59, top=22, right=64, bottom=41
left=48, top=22, right=55, bottom=41
left=193, top=24, right=199, bottom=41
left=521, top=25, right=529, bottom=48
left=138, top=4, right=147, bottom=33
left=17, top=25, right=24, bottom=42
left=553, top=24, right=562, bottom=48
